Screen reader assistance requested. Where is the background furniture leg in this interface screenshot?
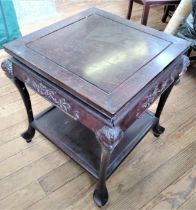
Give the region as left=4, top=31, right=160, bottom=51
left=162, top=5, right=170, bottom=22
left=153, top=82, right=175, bottom=137
left=14, top=78, right=35, bottom=142
left=127, top=0, right=133, bottom=19
left=141, top=4, right=150, bottom=25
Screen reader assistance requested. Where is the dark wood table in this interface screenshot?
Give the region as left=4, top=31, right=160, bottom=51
left=1, top=8, right=190, bottom=207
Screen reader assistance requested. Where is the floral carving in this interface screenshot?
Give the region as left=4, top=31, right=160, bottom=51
left=136, top=55, right=189, bottom=119
left=25, top=77, right=80, bottom=120
left=1, top=60, right=14, bottom=78
left=73, top=111, right=80, bottom=120
left=96, top=126, right=124, bottom=150
left=136, top=79, right=170, bottom=118
left=141, top=79, right=168, bottom=110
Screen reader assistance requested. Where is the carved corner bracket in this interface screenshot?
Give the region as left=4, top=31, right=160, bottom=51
left=179, top=55, right=190, bottom=76
left=1, top=59, right=14, bottom=79
left=174, top=55, right=190, bottom=86
left=96, top=126, right=124, bottom=150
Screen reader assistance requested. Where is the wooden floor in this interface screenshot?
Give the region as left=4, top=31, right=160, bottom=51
left=0, top=1, right=196, bottom=209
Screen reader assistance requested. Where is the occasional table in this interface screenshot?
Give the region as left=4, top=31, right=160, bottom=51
left=1, top=8, right=190, bottom=207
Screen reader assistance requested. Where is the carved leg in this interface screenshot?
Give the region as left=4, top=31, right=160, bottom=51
left=93, top=145, right=112, bottom=207
left=153, top=82, right=175, bottom=137
left=94, top=126, right=123, bottom=207
left=127, top=0, right=133, bottom=19
left=13, top=78, right=35, bottom=142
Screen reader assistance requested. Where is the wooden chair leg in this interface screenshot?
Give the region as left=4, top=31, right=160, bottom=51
left=141, top=4, right=150, bottom=25
left=162, top=5, right=170, bottom=23
left=127, top=0, right=134, bottom=19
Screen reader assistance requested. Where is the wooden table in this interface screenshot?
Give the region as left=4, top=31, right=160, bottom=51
left=1, top=8, right=190, bottom=207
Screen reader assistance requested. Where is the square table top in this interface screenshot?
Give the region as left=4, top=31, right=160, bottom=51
left=3, top=8, right=190, bottom=117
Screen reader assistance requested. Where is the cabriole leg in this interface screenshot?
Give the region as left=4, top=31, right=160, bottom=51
left=153, top=82, right=175, bottom=137
left=14, top=78, right=35, bottom=142
left=94, top=126, right=123, bottom=207
left=93, top=145, right=112, bottom=207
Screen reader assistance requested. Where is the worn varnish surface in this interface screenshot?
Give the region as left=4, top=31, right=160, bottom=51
left=0, top=1, right=195, bottom=209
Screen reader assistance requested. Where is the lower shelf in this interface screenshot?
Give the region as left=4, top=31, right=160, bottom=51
left=32, top=107, right=157, bottom=179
